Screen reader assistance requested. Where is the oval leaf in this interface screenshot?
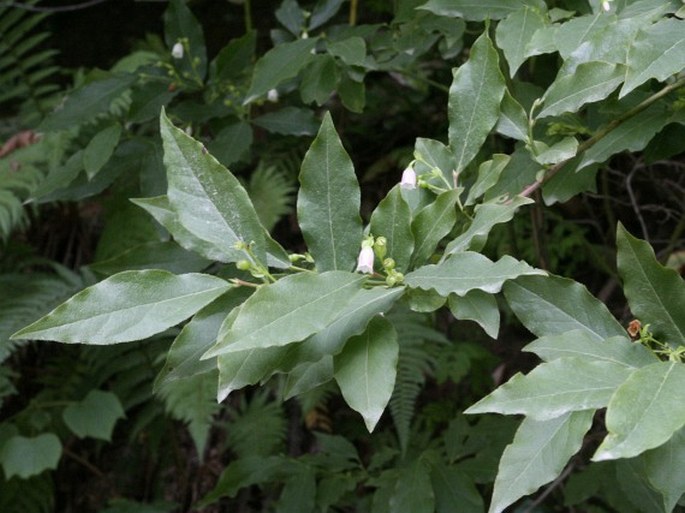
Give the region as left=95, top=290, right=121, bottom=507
left=0, top=434, right=62, bottom=479
left=369, top=185, right=414, bottom=272
left=12, top=270, right=231, bottom=344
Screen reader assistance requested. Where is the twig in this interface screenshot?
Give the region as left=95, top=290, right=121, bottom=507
left=521, top=460, right=576, bottom=513
left=626, top=162, right=650, bottom=243
left=62, top=446, right=105, bottom=478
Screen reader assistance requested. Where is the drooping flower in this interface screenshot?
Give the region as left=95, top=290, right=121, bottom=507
left=355, top=246, right=375, bottom=274
left=400, top=165, right=417, bottom=189
left=601, top=0, right=611, bottom=11
left=171, top=42, right=184, bottom=59
left=267, top=89, right=279, bottom=103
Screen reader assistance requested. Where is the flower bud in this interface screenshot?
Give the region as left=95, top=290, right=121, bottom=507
left=267, top=89, right=279, bottom=103
left=236, top=259, right=251, bottom=271
left=355, top=246, right=375, bottom=274
left=374, top=236, right=387, bottom=260
left=171, top=42, right=184, bottom=59
left=400, top=165, right=417, bottom=189
left=382, top=258, right=395, bottom=271
left=601, top=0, right=611, bottom=11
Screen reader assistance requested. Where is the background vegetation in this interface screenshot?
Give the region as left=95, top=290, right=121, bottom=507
left=0, top=0, right=684, bottom=512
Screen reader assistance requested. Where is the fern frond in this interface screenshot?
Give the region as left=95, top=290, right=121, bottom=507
left=387, top=310, right=445, bottom=454
left=157, top=371, right=220, bottom=456
left=247, top=164, right=296, bottom=232
left=0, top=266, right=85, bottom=363
left=227, top=390, right=287, bottom=458
left=0, top=472, right=53, bottom=513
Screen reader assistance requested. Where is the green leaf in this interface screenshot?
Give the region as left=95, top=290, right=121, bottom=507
left=253, top=107, right=319, bottom=136
left=617, top=224, right=685, bottom=346
left=89, top=240, right=210, bottom=276
left=328, top=37, right=366, bottom=66
left=489, top=411, right=593, bottom=513
left=465, top=155, right=511, bottom=206
left=621, top=18, right=685, bottom=98
left=414, top=137, right=457, bottom=185
left=483, top=147, right=540, bottom=200
left=448, top=289, right=500, bottom=338
left=39, top=73, right=135, bottom=131
left=389, top=458, right=435, bottom=513
left=0, top=434, right=62, bottom=479
left=276, top=0, right=306, bottom=35
left=334, top=316, right=399, bottom=432
left=643, top=427, right=685, bottom=512
left=210, top=30, right=256, bottom=81
left=554, top=12, right=613, bottom=59
left=217, top=345, right=291, bottom=401
left=523, top=330, right=657, bottom=368
left=495, top=91, right=528, bottom=142
left=164, top=0, right=207, bottom=79
left=205, top=271, right=365, bottom=357
left=407, top=252, right=544, bottom=297
left=448, top=31, right=506, bottom=174
left=447, top=197, right=533, bottom=258
left=428, top=460, right=483, bottom=513
left=466, top=358, right=634, bottom=420
left=533, top=136, right=578, bottom=165
left=300, top=55, right=340, bottom=105
left=156, top=288, right=252, bottom=389
left=503, top=275, right=626, bottom=341
left=538, top=62, right=625, bottom=119
left=160, top=109, right=270, bottom=265
left=63, top=390, right=125, bottom=441
left=297, top=112, right=363, bottom=271
left=338, top=73, right=365, bottom=113
left=207, top=121, right=253, bottom=167
left=541, top=157, right=598, bottom=205
left=594, top=361, right=685, bottom=461
left=578, top=102, right=671, bottom=171
left=495, top=7, right=547, bottom=77
left=244, top=38, right=317, bottom=104
left=283, top=356, right=334, bottom=398
left=419, top=0, right=545, bottom=21
left=411, top=189, right=460, bottom=266
left=369, top=185, right=414, bottom=272
left=12, top=270, right=231, bottom=344
left=83, top=123, right=122, bottom=179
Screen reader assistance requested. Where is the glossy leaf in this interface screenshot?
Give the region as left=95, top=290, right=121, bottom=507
left=448, top=31, right=506, bottom=175
left=538, top=62, right=625, bottom=119
left=496, top=6, right=546, bottom=77
left=503, top=275, right=626, bottom=341
left=406, top=252, right=544, bottom=297
left=448, top=289, right=500, bottom=338
left=616, top=223, right=685, bottom=346
left=523, top=330, right=657, bottom=368
left=83, top=123, right=121, bottom=179
left=419, top=0, right=545, bottom=21
left=466, top=358, right=634, bottom=420
left=161, top=110, right=271, bottom=265
left=489, top=411, right=593, bottom=513
left=334, top=316, right=399, bottom=432
left=12, top=270, right=231, bottom=344
left=0, top=434, right=62, bottom=479
left=621, top=18, right=685, bottom=98
left=244, top=38, right=317, bottom=104
left=554, top=12, right=612, bottom=59
left=594, top=361, right=685, bottom=461
left=297, top=112, right=363, bottom=272
left=369, top=185, right=414, bottom=272
left=411, top=189, right=460, bottom=266
left=205, top=271, right=365, bottom=357
left=63, top=390, right=125, bottom=441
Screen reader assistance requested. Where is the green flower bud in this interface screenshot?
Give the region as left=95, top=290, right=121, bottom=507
left=236, top=259, right=251, bottom=271
left=374, top=236, right=387, bottom=260
left=382, top=258, right=396, bottom=270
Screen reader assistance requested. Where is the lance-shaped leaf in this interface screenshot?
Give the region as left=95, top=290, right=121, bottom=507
left=496, top=6, right=547, bottom=77
left=217, top=345, right=292, bottom=401
left=524, top=330, right=657, bottom=369
left=444, top=196, right=533, bottom=257
left=621, top=18, right=685, bottom=98
left=297, top=112, right=363, bottom=272
left=537, top=62, right=625, bottom=119
left=553, top=12, right=612, bottom=59
left=466, top=358, right=634, bottom=420
left=160, top=110, right=269, bottom=265
left=62, top=390, right=125, bottom=441
left=503, top=275, right=626, bottom=341
left=369, top=185, right=414, bottom=272
left=12, top=270, right=231, bottom=344
left=411, top=189, right=460, bottom=266
left=419, top=0, right=545, bottom=21
left=155, top=287, right=252, bottom=390
left=334, top=316, right=398, bottom=432
left=244, top=38, right=317, bottom=104
left=465, top=154, right=511, bottom=206
left=495, top=91, right=528, bottom=142
left=83, top=123, right=121, bottom=179
left=594, top=361, right=685, bottom=461
left=284, top=356, right=334, bottom=398
left=488, top=411, right=593, bottom=513
left=414, top=138, right=458, bottom=185
left=617, top=223, right=685, bottom=347
left=448, top=289, right=500, bottom=338
left=407, top=252, right=544, bottom=298
left=205, top=271, right=365, bottom=357
left=448, top=31, right=506, bottom=175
